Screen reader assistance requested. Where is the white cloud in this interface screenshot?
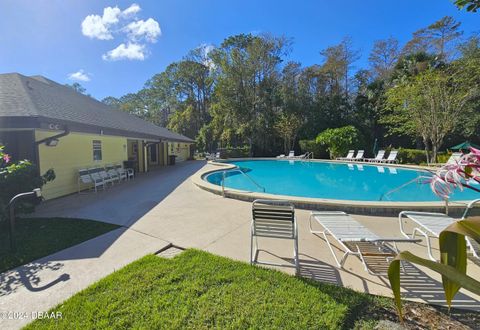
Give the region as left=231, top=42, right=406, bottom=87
left=102, top=43, right=146, bottom=61
left=68, top=69, right=91, bottom=82
left=122, top=3, right=141, bottom=17
left=82, top=4, right=160, bottom=61
left=81, top=6, right=121, bottom=40
left=125, top=18, right=161, bottom=42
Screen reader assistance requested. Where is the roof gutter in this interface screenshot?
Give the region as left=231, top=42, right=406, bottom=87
left=35, top=127, right=70, bottom=146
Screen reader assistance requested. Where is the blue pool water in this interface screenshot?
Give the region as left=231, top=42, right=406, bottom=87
left=205, top=160, right=479, bottom=202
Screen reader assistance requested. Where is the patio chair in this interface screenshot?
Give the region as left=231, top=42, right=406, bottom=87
left=285, top=150, right=295, bottom=158
left=77, top=168, right=104, bottom=193
left=399, top=199, right=480, bottom=261
left=337, top=150, right=354, bottom=161
left=276, top=154, right=285, bottom=158
left=114, top=164, right=128, bottom=181
left=428, top=152, right=463, bottom=167
left=352, top=150, right=364, bottom=162
left=85, top=168, right=106, bottom=192
left=106, top=165, right=120, bottom=183
left=366, top=150, right=385, bottom=163
left=95, top=167, right=115, bottom=186
left=380, top=150, right=398, bottom=164
left=251, top=199, right=299, bottom=274
left=309, top=211, right=420, bottom=276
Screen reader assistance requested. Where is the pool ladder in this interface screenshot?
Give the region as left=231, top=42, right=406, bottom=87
left=301, top=152, right=314, bottom=162
left=221, top=168, right=265, bottom=197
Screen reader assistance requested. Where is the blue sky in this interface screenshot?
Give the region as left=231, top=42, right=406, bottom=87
left=0, top=0, right=478, bottom=100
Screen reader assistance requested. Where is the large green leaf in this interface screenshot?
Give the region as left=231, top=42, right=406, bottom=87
left=388, top=251, right=480, bottom=321
left=439, top=219, right=480, bottom=307
left=439, top=231, right=466, bottom=308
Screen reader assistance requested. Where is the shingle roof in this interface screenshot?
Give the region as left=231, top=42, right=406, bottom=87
left=0, top=73, right=194, bottom=143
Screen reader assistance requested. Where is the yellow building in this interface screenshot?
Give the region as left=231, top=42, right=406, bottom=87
left=0, top=73, right=194, bottom=199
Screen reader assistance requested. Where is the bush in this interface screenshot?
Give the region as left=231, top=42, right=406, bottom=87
left=299, top=140, right=329, bottom=159
left=0, top=146, right=55, bottom=222
left=218, top=146, right=250, bottom=158
left=397, top=148, right=428, bottom=164
left=396, top=148, right=447, bottom=164
left=316, top=126, right=361, bottom=159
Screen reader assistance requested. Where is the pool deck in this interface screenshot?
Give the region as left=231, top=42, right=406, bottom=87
left=1, top=160, right=479, bottom=329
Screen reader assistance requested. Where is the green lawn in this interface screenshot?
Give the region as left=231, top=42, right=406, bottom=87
left=27, top=249, right=396, bottom=329
left=0, top=217, right=119, bottom=273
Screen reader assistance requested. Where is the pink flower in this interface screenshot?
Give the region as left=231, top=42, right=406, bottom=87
left=2, top=153, right=10, bottom=163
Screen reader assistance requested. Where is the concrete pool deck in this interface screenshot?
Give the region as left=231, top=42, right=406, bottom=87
left=1, top=160, right=479, bottom=329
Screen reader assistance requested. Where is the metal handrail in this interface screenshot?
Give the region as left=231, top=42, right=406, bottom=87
left=221, top=168, right=265, bottom=196
left=378, top=175, right=428, bottom=201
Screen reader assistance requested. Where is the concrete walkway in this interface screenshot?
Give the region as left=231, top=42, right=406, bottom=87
left=1, top=160, right=479, bottom=329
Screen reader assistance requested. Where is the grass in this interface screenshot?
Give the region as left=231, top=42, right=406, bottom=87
left=26, top=249, right=397, bottom=330
left=0, top=217, right=119, bottom=273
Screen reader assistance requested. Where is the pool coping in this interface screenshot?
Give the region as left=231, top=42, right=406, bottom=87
left=191, top=158, right=469, bottom=216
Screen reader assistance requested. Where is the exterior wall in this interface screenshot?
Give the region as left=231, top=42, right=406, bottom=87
left=36, top=130, right=128, bottom=199
left=168, top=142, right=191, bottom=162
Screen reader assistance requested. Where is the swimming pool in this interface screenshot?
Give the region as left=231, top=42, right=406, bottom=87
left=204, top=159, right=478, bottom=202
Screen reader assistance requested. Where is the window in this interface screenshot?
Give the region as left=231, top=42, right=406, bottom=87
left=93, top=140, right=102, bottom=161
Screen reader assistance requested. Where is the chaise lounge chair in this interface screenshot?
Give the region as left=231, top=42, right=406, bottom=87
left=309, top=211, right=420, bottom=275
left=366, top=150, right=385, bottom=163
left=399, top=199, right=480, bottom=261
left=379, top=150, right=398, bottom=164
left=251, top=199, right=299, bottom=274
left=352, top=150, right=364, bottom=162
left=337, top=150, right=354, bottom=161
left=429, top=152, right=463, bottom=167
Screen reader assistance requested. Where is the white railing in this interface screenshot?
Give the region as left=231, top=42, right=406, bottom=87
left=221, top=168, right=265, bottom=197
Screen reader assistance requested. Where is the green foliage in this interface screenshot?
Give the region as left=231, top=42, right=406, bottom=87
left=218, top=146, right=250, bottom=158
left=106, top=17, right=479, bottom=157
left=299, top=139, right=328, bottom=159
left=315, top=126, right=361, bottom=159
left=397, top=148, right=428, bottom=164
left=388, top=218, right=480, bottom=320
left=454, top=0, right=480, bottom=12
left=0, top=146, right=55, bottom=221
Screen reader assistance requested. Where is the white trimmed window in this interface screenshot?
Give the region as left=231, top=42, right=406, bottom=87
left=93, top=140, right=102, bottom=161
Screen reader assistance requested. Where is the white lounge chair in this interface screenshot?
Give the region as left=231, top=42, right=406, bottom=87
left=309, top=211, right=420, bottom=275
left=114, top=164, right=128, bottom=181
left=94, top=167, right=115, bottom=186
left=352, top=150, right=364, bottom=162
left=251, top=199, right=299, bottom=274
left=285, top=150, right=295, bottom=158
left=337, top=150, right=354, bottom=161
left=276, top=154, right=285, bottom=158
left=366, top=150, right=385, bottom=163
left=399, top=199, right=480, bottom=261
left=446, top=152, right=463, bottom=165
left=380, top=150, right=398, bottom=164
left=106, top=165, right=120, bottom=183
left=77, top=168, right=104, bottom=193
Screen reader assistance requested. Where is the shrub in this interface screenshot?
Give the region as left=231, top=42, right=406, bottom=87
left=396, top=148, right=447, bottom=164
left=299, top=140, right=328, bottom=159
left=218, top=146, right=250, bottom=158
left=316, top=126, right=361, bottom=159
left=0, top=146, right=55, bottom=222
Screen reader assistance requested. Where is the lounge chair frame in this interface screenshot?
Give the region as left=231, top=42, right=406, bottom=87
left=399, top=199, right=480, bottom=260
left=309, top=211, right=419, bottom=276
left=251, top=199, right=299, bottom=274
